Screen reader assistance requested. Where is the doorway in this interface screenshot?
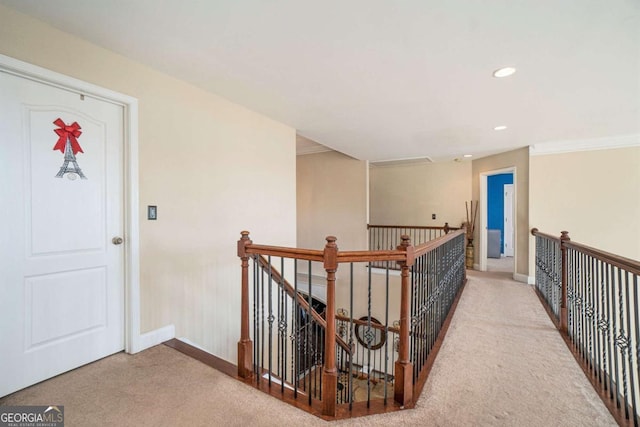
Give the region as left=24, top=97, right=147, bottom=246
left=0, top=54, right=141, bottom=397
left=479, top=167, right=516, bottom=275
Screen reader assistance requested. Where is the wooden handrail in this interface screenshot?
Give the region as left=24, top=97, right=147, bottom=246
left=532, top=228, right=640, bottom=275
left=246, top=244, right=324, bottom=262
left=337, top=249, right=406, bottom=263
left=246, top=230, right=465, bottom=267
left=368, top=223, right=460, bottom=230
left=563, top=240, right=640, bottom=275
left=414, top=229, right=465, bottom=258
left=530, top=227, right=561, bottom=242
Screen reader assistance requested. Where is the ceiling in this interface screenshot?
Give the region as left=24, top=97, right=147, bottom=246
left=3, top=0, right=639, bottom=162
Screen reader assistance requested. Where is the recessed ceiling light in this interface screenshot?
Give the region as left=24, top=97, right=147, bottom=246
left=463, top=154, right=473, bottom=158
left=494, top=125, right=507, bottom=131
left=493, top=67, right=516, bottom=78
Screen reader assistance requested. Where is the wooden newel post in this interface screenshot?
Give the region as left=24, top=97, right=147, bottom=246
left=237, top=231, right=253, bottom=378
left=559, top=231, right=570, bottom=333
left=322, top=236, right=338, bottom=416
left=395, top=235, right=415, bottom=407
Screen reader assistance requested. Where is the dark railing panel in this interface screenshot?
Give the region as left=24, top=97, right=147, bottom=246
left=532, top=228, right=639, bottom=426
left=566, top=248, right=639, bottom=426
left=333, top=259, right=400, bottom=408
left=409, top=231, right=466, bottom=383
left=251, top=255, right=327, bottom=403
left=533, top=233, right=562, bottom=324
left=367, top=224, right=458, bottom=269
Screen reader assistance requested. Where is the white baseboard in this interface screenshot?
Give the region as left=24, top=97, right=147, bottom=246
left=513, top=273, right=535, bottom=285
left=129, top=324, right=175, bottom=353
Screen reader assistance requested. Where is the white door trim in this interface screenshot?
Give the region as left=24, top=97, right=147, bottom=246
left=0, top=53, right=173, bottom=354
left=503, top=184, right=514, bottom=256
left=478, top=167, right=516, bottom=274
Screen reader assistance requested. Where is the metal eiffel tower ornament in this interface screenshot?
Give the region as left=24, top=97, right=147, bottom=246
left=55, top=137, right=87, bottom=180
left=52, top=118, right=87, bottom=180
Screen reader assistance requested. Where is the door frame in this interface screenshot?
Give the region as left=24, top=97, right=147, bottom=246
left=503, top=183, right=514, bottom=256
left=478, top=167, right=516, bottom=274
left=0, top=53, right=157, bottom=354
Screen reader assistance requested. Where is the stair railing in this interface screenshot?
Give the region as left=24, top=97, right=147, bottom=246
left=531, top=228, right=639, bottom=426
left=238, top=229, right=466, bottom=418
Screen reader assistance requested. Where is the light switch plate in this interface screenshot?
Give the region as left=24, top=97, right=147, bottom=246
left=148, top=205, right=157, bottom=220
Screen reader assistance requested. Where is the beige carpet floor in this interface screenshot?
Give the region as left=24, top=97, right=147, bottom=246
left=0, top=270, right=616, bottom=426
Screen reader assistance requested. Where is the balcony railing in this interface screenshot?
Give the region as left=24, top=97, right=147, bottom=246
left=367, top=223, right=460, bottom=269
left=532, top=228, right=639, bottom=426
left=237, top=229, right=467, bottom=419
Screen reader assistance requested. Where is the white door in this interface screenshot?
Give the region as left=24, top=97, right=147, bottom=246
left=0, top=70, right=125, bottom=397
left=503, top=184, right=514, bottom=257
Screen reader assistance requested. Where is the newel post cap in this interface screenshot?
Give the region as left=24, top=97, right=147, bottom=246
left=398, top=234, right=411, bottom=249
left=560, top=231, right=570, bottom=241
left=323, top=236, right=338, bottom=270
left=397, top=234, right=415, bottom=267
left=237, top=230, right=252, bottom=257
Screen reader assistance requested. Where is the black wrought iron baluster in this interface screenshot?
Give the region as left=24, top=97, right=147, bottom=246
left=593, top=257, right=602, bottom=385
left=419, top=251, right=426, bottom=372
left=429, top=248, right=435, bottom=356
left=578, top=251, right=586, bottom=360
left=306, top=260, right=312, bottom=404
left=601, top=259, right=613, bottom=398
left=349, top=263, right=354, bottom=410
left=415, top=254, right=422, bottom=377
left=384, top=260, right=390, bottom=404
left=632, top=273, right=639, bottom=426
left=253, top=255, right=259, bottom=380
left=425, top=250, right=431, bottom=367
left=412, top=255, right=419, bottom=378
left=555, top=240, right=561, bottom=318
left=604, top=262, right=615, bottom=401
left=568, top=248, right=575, bottom=341
left=583, top=252, right=589, bottom=362
left=547, top=239, right=552, bottom=314
left=366, top=262, right=372, bottom=407
left=267, top=257, right=274, bottom=386
left=277, top=258, right=282, bottom=385
left=260, top=259, right=266, bottom=383
left=586, top=255, right=595, bottom=375
left=317, top=321, right=322, bottom=400
left=280, top=258, right=287, bottom=391
left=293, top=261, right=298, bottom=398
left=555, top=239, right=560, bottom=315
left=617, top=266, right=629, bottom=419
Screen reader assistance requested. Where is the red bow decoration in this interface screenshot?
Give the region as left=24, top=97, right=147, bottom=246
left=52, top=118, right=83, bottom=154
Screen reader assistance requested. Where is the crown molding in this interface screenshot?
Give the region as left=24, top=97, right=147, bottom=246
left=529, top=134, right=640, bottom=156
left=296, top=145, right=334, bottom=156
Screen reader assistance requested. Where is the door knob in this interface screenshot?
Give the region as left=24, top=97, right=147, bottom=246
left=112, top=236, right=124, bottom=245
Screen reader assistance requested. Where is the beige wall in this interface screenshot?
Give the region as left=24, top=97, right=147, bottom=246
left=370, top=161, right=471, bottom=227
left=297, top=151, right=368, bottom=251
left=296, top=151, right=398, bottom=324
left=529, top=146, right=640, bottom=275
left=472, top=147, right=530, bottom=277
left=0, top=5, right=297, bottom=362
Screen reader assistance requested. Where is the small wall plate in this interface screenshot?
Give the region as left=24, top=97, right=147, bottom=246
left=148, top=205, right=157, bottom=220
